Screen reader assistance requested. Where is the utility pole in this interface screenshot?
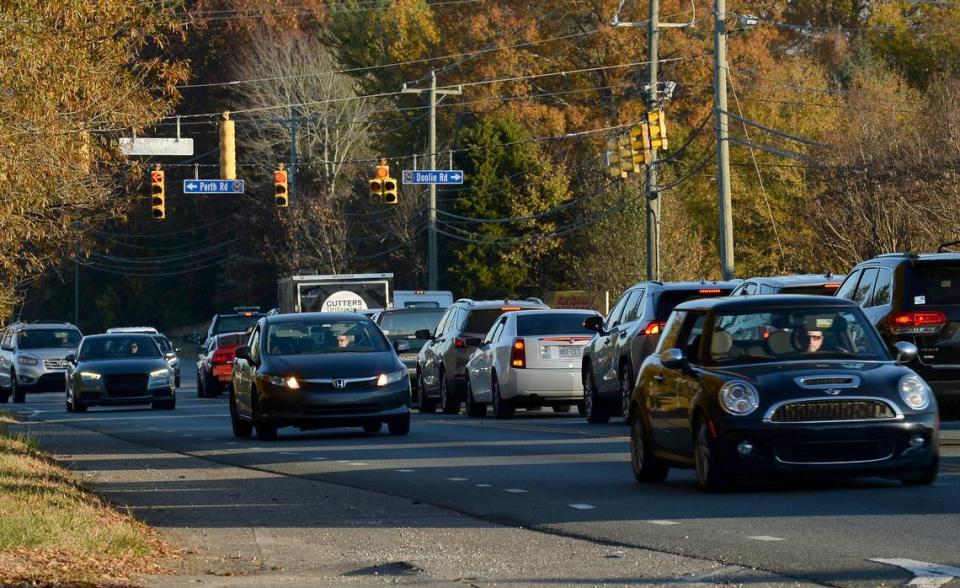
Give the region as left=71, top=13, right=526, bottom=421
left=714, top=0, right=735, bottom=280
left=274, top=108, right=318, bottom=206
left=402, top=71, right=462, bottom=290
left=74, top=257, right=80, bottom=328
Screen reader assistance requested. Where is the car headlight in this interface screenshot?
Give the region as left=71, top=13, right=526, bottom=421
left=17, top=356, right=38, bottom=366
left=899, top=374, right=931, bottom=410
left=79, top=371, right=102, bottom=383
left=269, top=376, right=300, bottom=389
left=149, top=368, right=172, bottom=386
left=719, top=380, right=760, bottom=416
left=377, top=370, right=406, bottom=387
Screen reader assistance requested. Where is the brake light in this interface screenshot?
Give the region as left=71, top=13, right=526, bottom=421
left=890, top=311, right=947, bottom=335
left=501, top=306, right=522, bottom=311
left=510, top=338, right=526, bottom=368
left=454, top=337, right=467, bottom=348
left=698, top=288, right=722, bottom=294
left=643, top=321, right=667, bottom=336
left=212, top=348, right=235, bottom=364
left=824, top=283, right=841, bottom=290
left=242, top=312, right=253, bottom=317
left=415, top=290, right=425, bottom=294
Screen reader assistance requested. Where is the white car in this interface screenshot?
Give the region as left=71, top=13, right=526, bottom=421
left=463, top=309, right=601, bottom=419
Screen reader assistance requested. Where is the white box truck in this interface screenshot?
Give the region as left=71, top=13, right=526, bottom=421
left=277, top=273, right=393, bottom=314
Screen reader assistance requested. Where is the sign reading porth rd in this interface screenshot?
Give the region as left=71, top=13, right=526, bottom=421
left=183, top=179, right=245, bottom=194
left=401, top=170, right=464, bottom=185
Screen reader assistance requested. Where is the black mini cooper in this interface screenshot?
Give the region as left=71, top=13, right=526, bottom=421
left=629, top=295, right=939, bottom=492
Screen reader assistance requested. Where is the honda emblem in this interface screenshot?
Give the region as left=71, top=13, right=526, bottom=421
left=333, top=379, right=347, bottom=389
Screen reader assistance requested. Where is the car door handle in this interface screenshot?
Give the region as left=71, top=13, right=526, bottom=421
left=653, top=375, right=665, bottom=383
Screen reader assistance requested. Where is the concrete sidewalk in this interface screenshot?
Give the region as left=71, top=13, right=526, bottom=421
left=15, top=419, right=820, bottom=587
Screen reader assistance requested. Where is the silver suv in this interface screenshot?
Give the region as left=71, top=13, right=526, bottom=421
left=0, top=322, right=83, bottom=403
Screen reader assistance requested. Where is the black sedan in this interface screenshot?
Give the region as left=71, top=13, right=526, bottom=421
left=629, top=295, right=939, bottom=492
left=65, top=334, right=176, bottom=412
left=230, top=313, right=411, bottom=440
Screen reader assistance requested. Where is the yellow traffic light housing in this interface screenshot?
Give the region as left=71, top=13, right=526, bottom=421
left=370, top=160, right=389, bottom=204
left=383, top=176, right=398, bottom=205
left=605, top=138, right=622, bottom=177
left=617, top=135, right=635, bottom=174
left=150, top=168, right=165, bottom=220
left=274, top=167, right=289, bottom=207
left=647, top=110, right=668, bottom=150
left=631, top=125, right=652, bottom=166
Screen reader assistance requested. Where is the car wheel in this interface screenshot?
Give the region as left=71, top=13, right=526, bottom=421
left=902, top=454, right=939, bottom=486
left=388, top=413, right=411, bottom=436
left=363, top=421, right=383, bottom=434
left=576, top=402, right=586, bottom=416
left=694, top=419, right=729, bottom=492
left=583, top=369, right=610, bottom=424
left=440, top=374, right=460, bottom=415
left=175, top=372, right=181, bottom=388
left=0, top=386, right=10, bottom=404
left=229, top=391, right=252, bottom=438
left=197, top=371, right=206, bottom=398
left=630, top=408, right=668, bottom=482
left=11, top=372, right=25, bottom=404
left=465, top=376, right=486, bottom=418
left=553, top=404, right=571, bottom=413
left=619, top=364, right=633, bottom=423
left=208, top=377, right=221, bottom=398
left=252, top=390, right=277, bottom=440
left=417, top=372, right=437, bottom=413
left=492, top=375, right=514, bottom=420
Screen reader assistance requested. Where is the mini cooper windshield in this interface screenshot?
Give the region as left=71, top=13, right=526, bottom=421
left=265, top=320, right=390, bottom=355
left=709, top=308, right=888, bottom=365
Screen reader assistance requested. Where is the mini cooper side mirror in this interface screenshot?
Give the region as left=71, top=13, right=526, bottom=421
left=583, top=315, right=604, bottom=334
left=234, top=345, right=253, bottom=362
left=394, top=340, right=411, bottom=353
left=464, top=337, right=484, bottom=348
left=894, top=341, right=918, bottom=365
left=660, top=348, right=686, bottom=370
left=415, top=329, right=434, bottom=340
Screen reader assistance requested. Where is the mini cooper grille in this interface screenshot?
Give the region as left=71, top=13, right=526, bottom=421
left=771, top=400, right=896, bottom=423
left=800, top=377, right=854, bottom=386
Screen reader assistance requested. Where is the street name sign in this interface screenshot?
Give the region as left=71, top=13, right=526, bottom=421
left=401, top=170, right=465, bottom=185
left=119, top=137, right=194, bottom=156
left=182, top=179, right=245, bottom=194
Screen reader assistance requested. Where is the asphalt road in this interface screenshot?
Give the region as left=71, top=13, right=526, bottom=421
left=9, top=371, right=960, bottom=587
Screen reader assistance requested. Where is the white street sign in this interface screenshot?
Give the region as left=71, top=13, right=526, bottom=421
left=119, top=137, right=194, bottom=156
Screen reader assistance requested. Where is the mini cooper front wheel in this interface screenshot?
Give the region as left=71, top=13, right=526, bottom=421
left=694, top=419, right=730, bottom=493
left=902, top=454, right=939, bottom=486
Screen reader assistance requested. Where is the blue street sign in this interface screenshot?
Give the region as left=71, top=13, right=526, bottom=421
left=182, top=179, right=245, bottom=194
left=401, top=170, right=465, bottom=185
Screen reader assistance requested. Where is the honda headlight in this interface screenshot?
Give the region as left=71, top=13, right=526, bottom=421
left=149, top=368, right=171, bottom=386
left=269, top=376, right=300, bottom=389
left=377, top=370, right=406, bottom=387
left=719, top=380, right=760, bottom=416
left=79, top=371, right=102, bottom=384
left=899, top=374, right=931, bottom=410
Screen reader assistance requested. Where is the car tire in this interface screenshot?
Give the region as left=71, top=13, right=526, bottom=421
left=388, top=413, right=411, bottom=436
left=363, top=421, right=383, bottom=434
left=66, top=387, right=86, bottom=413
left=492, top=376, right=514, bottom=420
left=251, top=390, right=277, bottom=440
left=902, top=454, right=939, bottom=486
left=417, top=372, right=437, bottom=413
left=229, top=391, right=252, bottom=438
left=576, top=402, right=586, bottom=417
left=694, top=419, right=729, bottom=493
left=553, top=404, right=571, bottom=413
left=0, top=388, right=10, bottom=404
left=208, top=377, right=221, bottom=398
left=11, top=372, right=25, bottom=404
left=630, top=408, right=668, bottom=483
left=619, top=364, right=634, bottom=423
left=175, top=373, right=181, bottom=388
left=465, top=376, right=486, bottom=418
left=440, top=374, right=460, bottom=415
left=197, top=371, right=206, bottom=398
left=583, top=369, right=610, bottom=424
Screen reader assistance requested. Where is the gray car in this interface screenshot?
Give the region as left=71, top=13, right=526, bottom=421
left=0, top=322, right=83, bottom=403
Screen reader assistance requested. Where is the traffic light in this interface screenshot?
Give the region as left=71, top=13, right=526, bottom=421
left=274, top=166, right=288, bottom=207
left=617, top=135, right=635, bottom=174
left=647, top=110, right=668, bottom=151
left=630, top=125, right=652, bottom=167
left=369, top=161, right=389, bottom=204
left=150, top=168, right=165, bottom=220
left=383, top=176, right=398, bottom=205
left=605, top=138, right=622, bottom=177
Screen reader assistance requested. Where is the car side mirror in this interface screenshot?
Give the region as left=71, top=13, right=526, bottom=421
left=394, top=340, right=411, bottom=353
left=464, top=337, right=484, bottom=348
left=164, top=351, right=176, bottom=360
left=583, top=315, right=604, bottom=334
left=415, top=329, right=434, bottom=340
left=174, top=347, right=181, bottom=353
left=234, top=345, right=253, bottom=363
left=894, top=341, right=918, bottom=365
left=65, top=353, right=76, bottom=364
left=660, top=348, right=686, bottom=370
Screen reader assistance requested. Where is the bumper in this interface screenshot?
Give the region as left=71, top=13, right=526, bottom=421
left=259, top=382, right=410, bottom=429
left=17, top=369, right=68, bottom=392
left=505, top=369, right=584, bottom=402
left=212, top=365, right=234, bottom=383
left=715, top=413, right=939, bottom=479
left=77, top=386, right=175, bottom=407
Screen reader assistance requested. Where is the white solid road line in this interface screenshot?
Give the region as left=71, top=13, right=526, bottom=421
left=646, top=520, right=680, bottom=526
left=568, top=503, right=596, bottom=510
left=746, top=536, right=785, bottom=542
left=446, top=477, right=468, bottom=482
left=348, top=462, right=367, bottom=466
left=475, top=483, right=492, bottom=487
left=395, top=469, right=416, bottom=472
left=871, top=558, right=960, bottom=587
left=503, top=488, right=528, bottom=493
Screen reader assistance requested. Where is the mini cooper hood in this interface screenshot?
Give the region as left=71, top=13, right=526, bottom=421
left=711, top=360, right=907, bottom=397
left=76, top=358, right=170, bottom=374
left=265, top=352, right=400, bottom=379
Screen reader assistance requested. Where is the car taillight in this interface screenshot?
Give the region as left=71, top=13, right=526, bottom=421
left=698, top=288, right=722, bottom=295
left=454, top=337, right=467, bottom=348
left=824, top=283, right=841, bottom=291
left=643, top=321, right=666, bottom=336
left=510, top=338, right=526, bottom=368
left=890, top=311, right=947, bottom=335
left=212, top=349, right=235, bottom=363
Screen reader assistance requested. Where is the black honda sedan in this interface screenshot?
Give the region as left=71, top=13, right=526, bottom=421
left=65, top=334, right=176, bottom=412
left=230, top=313, right=411, bottom=440
left=629, top=295, right=939, bottom=492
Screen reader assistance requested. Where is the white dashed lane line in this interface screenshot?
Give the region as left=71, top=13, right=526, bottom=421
left=446, top=477, right=468, bottom=482
left=475, top=484, right=492, bottom=487
left=503, top=488, right=528, bottom=494
left=348, top=462, right=367, bottom=466
left=569, top=503, right=596, bottom=510
left=747, top=536, right=785, bottom=542
left=647, top=520, right=680, bottom=526
left=395, top=469, right=415, bottom=473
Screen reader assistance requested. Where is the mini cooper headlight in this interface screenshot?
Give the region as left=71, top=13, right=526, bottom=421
left=719, top=380, right=760, bottom=416
left=377, top=370, right=406, bottom=387
left=269, top=376, right=300, bottom=389
left=899, top=374, right=931, bottom=410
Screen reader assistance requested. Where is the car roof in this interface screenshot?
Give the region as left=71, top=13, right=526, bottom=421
left=264, top=312, right=375, bottom=324
left=83, top=333, right=158, bottom=341
left=106, top=326, right=159, bottom=334
left=864, top=252, right=960, bottom=265
left=455, top=299, right=548, bottom=309
left=18, top=322, right=77, bottom=330
left=740, top=274, right=844, bottom=287
left=378, top=308, right=446, bottom=315
left=506, top=309, right=598, bottom=316
left=625, top=280, right=740, bottom=291
left=674, top=294, right=859, bottom=313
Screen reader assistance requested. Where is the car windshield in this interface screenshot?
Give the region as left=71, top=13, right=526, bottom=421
left=464, top=309, right=515, bottom=334
left=214, top=315, right=261, bottom=335
left=708, top=308, right=888, bottom=365
left=265, top=320, right=389, bottom=355
left=782, top=285, right=834, bottom=296
left=378, top=310, right=445, bottom=337
left=516, top=313, right=596, bottom=336
left=655, top=289, right=727, bottom=320
left=909, top=263, right=960, bottom=306
left=79, top=336, right=162, bottom=360
left=18, top=329, right=81, bottom=350
left=217, top=333, right=246, bottom=348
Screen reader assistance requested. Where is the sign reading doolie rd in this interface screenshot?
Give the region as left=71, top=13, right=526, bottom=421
left=183, top=180, right=245, bottom=194
left=401, top=170, right=465, bottom=185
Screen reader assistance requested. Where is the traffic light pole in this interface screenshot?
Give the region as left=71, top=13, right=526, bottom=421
left=646, top=0, right=661, bottom=283
left=714, top=0, right=735, bottom=280
left=402, top=71, right=461, bottom=290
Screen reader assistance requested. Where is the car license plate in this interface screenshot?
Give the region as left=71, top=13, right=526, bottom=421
left=559, top=346, right=582, bottom=359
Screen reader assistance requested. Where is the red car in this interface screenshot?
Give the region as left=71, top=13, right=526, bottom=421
left=197, top=332, right=246, bottom=398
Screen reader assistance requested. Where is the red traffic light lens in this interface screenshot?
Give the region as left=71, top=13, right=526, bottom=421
left=274, top=171, right=287, bottom=183
left=150, top=171, right=164, bottom=183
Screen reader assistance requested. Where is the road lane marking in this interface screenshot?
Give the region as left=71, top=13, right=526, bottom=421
left=503, top=488, right=527, bottom=493
left=348, top=462, right=367, bottom=466
left=475, top=484, right=492, bottom=487
left=746, top=536, right=785, bottom=541
left=569, top=503, right=596, bottom=510
left=336, top=460, right=349, bottom=463
left=395, top=469, right=415, bottom=472
left=446, top=477, right=468, bottom=482
left=311, top=457, right=326, bottom=460
left=646, top=520, right=680, bottom=525
left=871, top=558, right=960, bottom=587
left=278, top=452, right=298, bottom=456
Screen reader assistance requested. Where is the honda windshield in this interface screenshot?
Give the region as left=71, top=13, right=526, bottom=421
left=265, top=320, right=390, bottom=355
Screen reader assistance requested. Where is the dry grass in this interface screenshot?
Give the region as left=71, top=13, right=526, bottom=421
left=0, top=415, right=177, bottom=586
